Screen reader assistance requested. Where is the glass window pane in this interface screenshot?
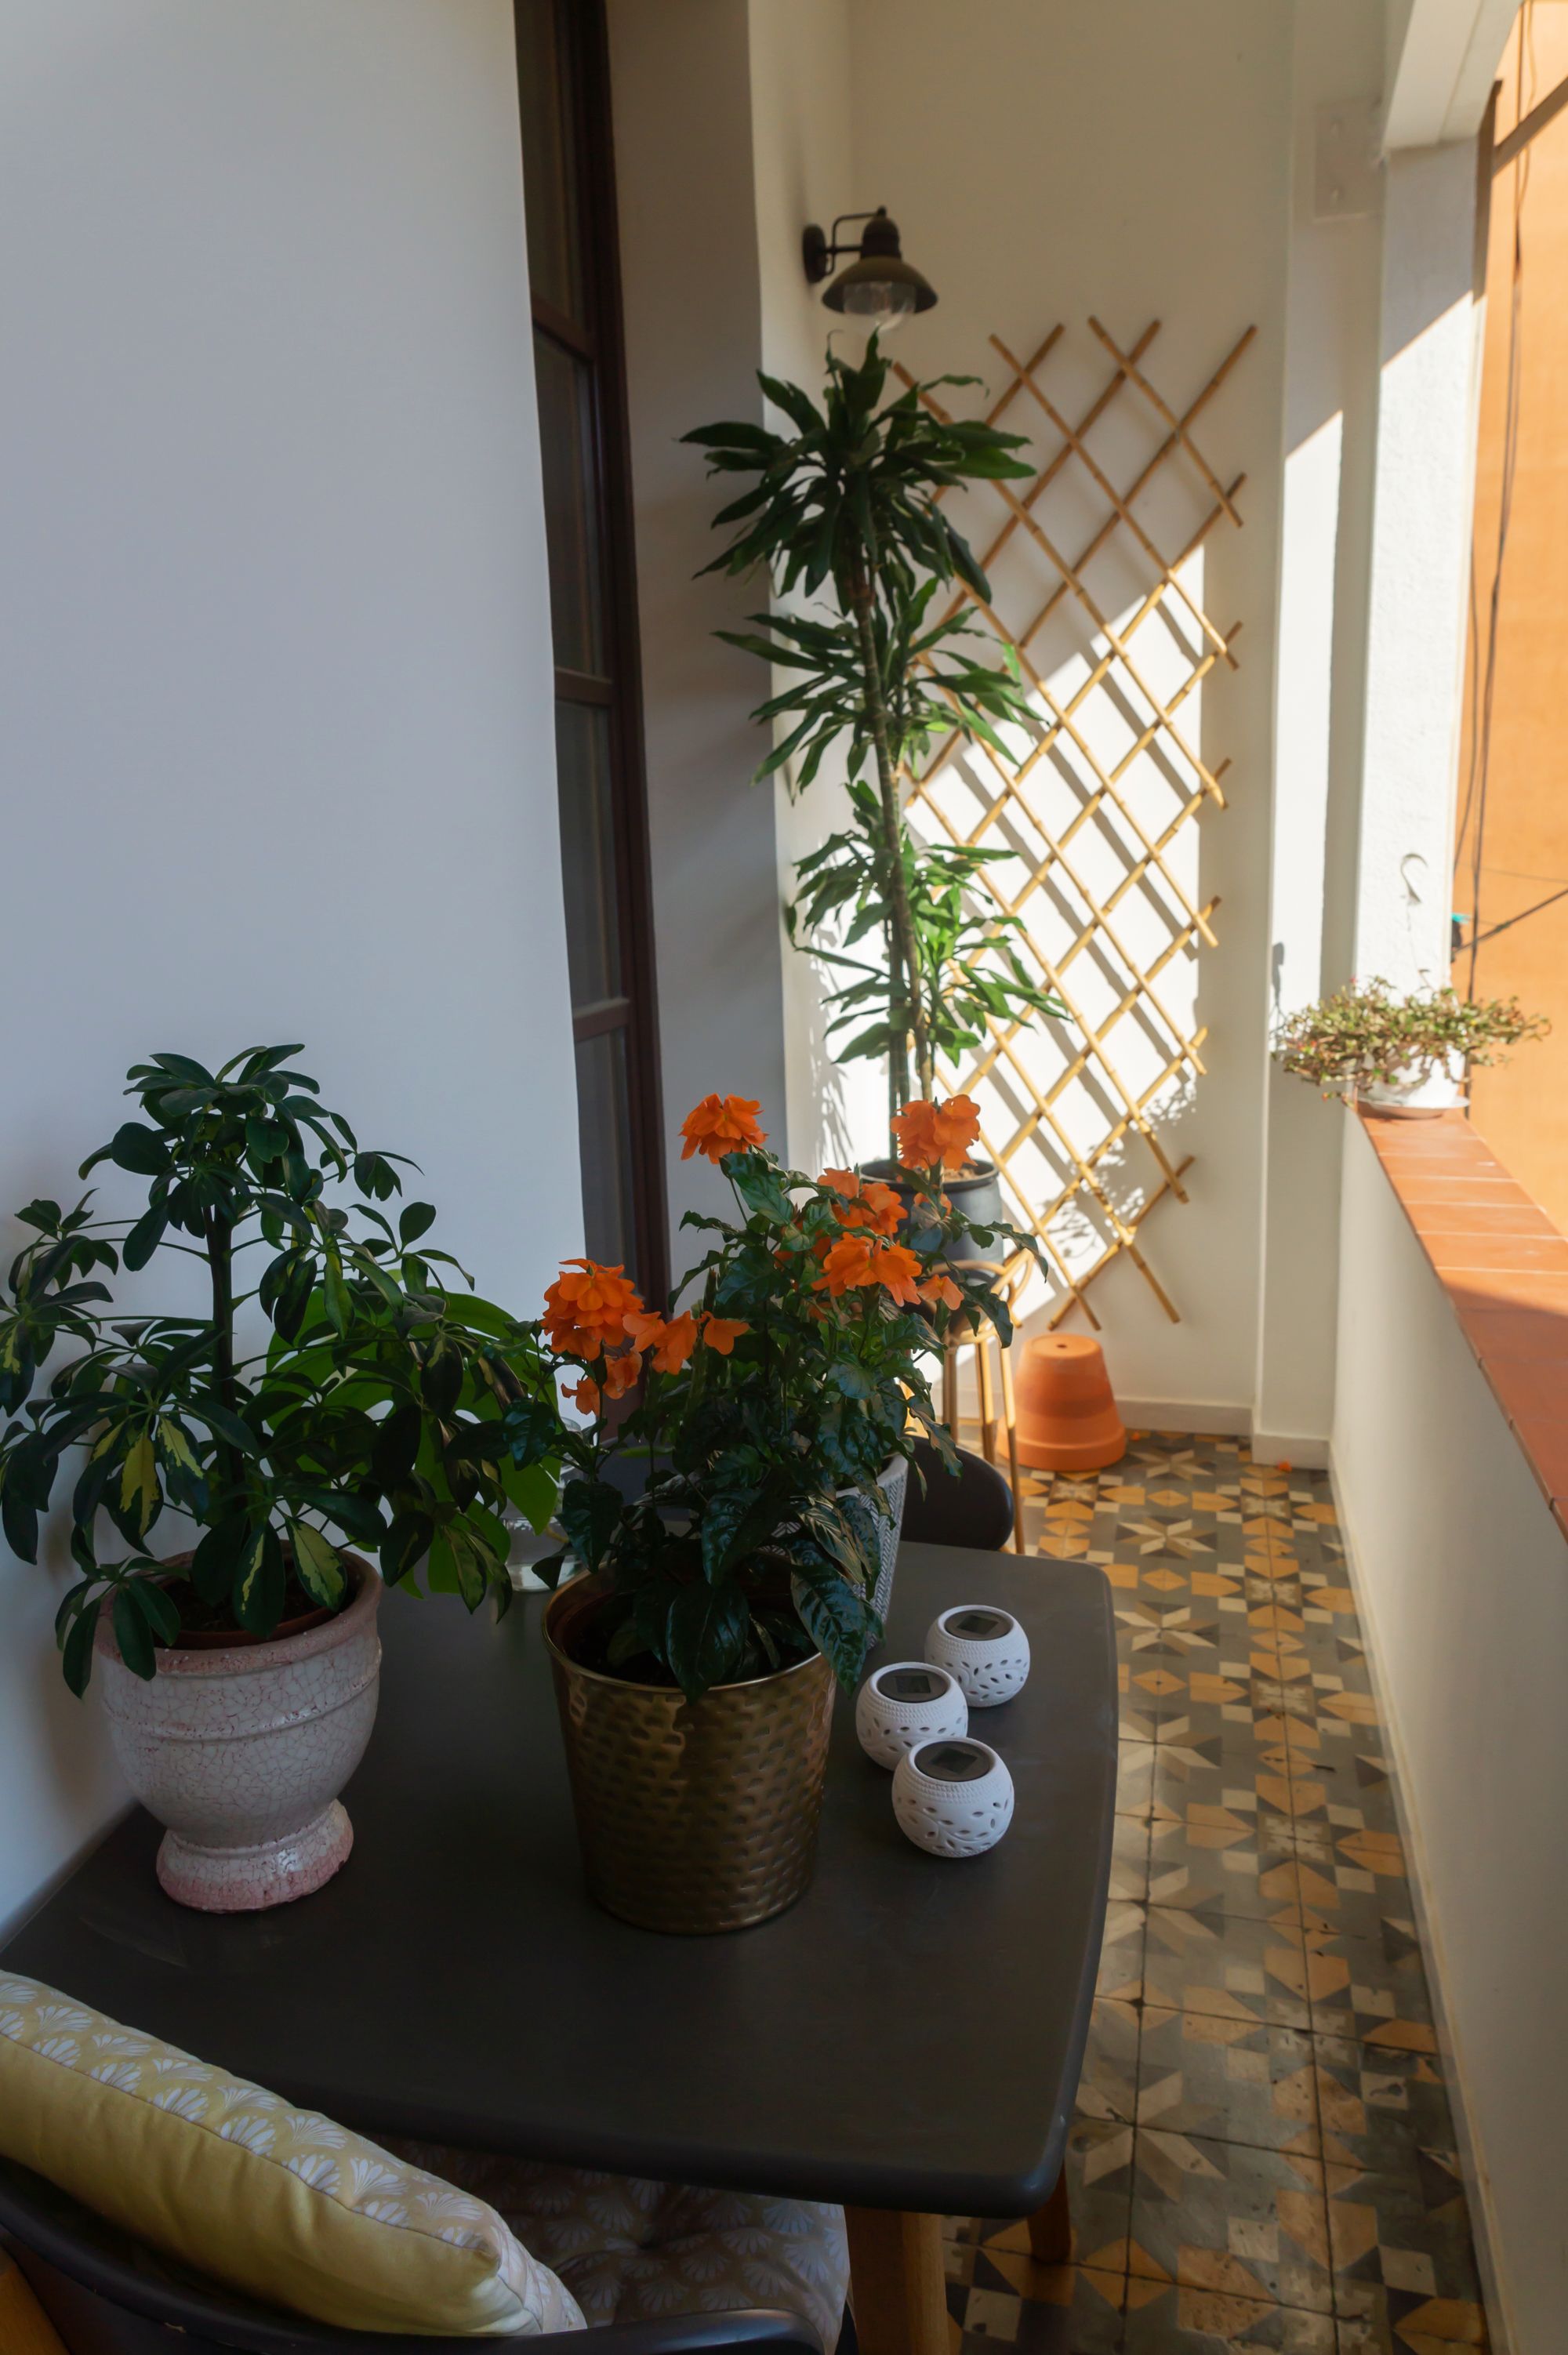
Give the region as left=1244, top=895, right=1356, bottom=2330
left=534, top=329, right=604, bottom=675
left=556, top=701, right=621, bottom=1008
left=514, top=0, right=586, bottom=322
left=575, top=1029, right=637, bottom=1272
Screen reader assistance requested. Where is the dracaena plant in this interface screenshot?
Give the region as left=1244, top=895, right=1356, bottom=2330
left=0, top=1047, right=557, bottom=1692
left=524, top=1089, right=1039, bottom=1702
left=686, top=334, right=1064, bottom=1128
left=1273, top=981, right=1548, bottom=1095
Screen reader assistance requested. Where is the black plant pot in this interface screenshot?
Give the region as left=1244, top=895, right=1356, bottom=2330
left=865, top=1156, right=1006, bottom=1266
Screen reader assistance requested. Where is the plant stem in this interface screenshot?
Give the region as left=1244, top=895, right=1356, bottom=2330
left=205, top=1211, right=242, bottom=1513
left=845, top=557, right=931, bottom=1116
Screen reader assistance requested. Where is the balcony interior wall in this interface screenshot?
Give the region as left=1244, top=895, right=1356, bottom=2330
left=1333, top=1116, right=1568, bottom=2355
left=0, top=0, right=580, bottom=1932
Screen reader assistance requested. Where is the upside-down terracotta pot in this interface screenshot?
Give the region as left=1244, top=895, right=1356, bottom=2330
left=94, top=1555, right=382, bottom=1914
left=1015, top=1333, right=1126, bottom=1472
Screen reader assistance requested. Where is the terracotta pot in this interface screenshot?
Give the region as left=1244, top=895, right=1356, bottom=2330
left=544, top=1577, right=836, bottom=1935
left=1014, top=1333, right=1126, bottom=1472
left=94, top=1556, right=381, bottom=1914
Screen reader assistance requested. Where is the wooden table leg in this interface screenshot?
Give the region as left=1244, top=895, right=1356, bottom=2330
left=1025, top=2164, right=1072, bottom=2263
left=844, top=2208, right=947, bottom=2355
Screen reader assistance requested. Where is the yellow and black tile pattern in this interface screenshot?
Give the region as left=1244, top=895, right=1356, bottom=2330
left=941, top=1435, right=1489, bottom=2354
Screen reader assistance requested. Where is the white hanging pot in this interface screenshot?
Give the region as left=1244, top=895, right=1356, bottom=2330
left=1357, top=1056, right=1464, bottom=1119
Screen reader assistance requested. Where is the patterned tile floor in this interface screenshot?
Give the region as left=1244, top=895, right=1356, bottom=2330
left=938, top=1433, right=1490, bottom=2355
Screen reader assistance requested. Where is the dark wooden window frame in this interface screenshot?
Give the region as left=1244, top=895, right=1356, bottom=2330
left=519, top=0, right=668, bottom=1297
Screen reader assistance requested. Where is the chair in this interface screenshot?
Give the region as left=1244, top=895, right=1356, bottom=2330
left=0, top=2159, right=827, bottom=2355
left=901, top=1437, right=1015, bottom=1553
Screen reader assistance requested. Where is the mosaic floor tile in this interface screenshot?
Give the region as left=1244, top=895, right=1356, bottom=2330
left=949, top=2224, right=1131, bottom=2350
left=942, top=1436, right=1490, bottom=2355
left=1123, top=2283, right=1334, bottom=2350
left=1300, top=1922, right=1436, bottom=2052
left=1142, top=1908, right=1311, bottom=2032
left=1309, top=2038, right=1457, bottom=2178
left=1147, top=1802, right=1306, bottom=1928
left=1137, top=2008, right=1320, bottom=2156
left=1130, top=2132, right=1333, bottom=2315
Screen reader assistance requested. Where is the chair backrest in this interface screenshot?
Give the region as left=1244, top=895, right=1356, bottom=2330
left=901, top=1438, right=1014, bottom=1552
left=0, top=2161, right=822, bottom=2355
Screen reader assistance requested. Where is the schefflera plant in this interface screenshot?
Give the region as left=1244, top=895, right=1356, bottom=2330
left=0, top=1047, right=558, bottom=1691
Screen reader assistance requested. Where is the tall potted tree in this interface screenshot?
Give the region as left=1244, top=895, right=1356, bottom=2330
left=0, top=1047, right=556, bottom=1910
left=685, top=336, right=1065, bottom=1202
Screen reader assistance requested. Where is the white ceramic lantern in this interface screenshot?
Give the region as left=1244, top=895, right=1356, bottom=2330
left=924, top=1603, right=1030, bottom=1707
left=854, top=1660, right=968, bottom=1770
left=892, top=1736, right=1014, bottom=1857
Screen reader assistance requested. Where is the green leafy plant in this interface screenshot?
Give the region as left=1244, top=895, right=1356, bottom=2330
left=525, top=1089, right=1039, bottom=1701
left=0, top=1047, right=557, bottom=1690
left=686, top=336, right=1064, bottom=1126
left=1273, top=980, right=1548, bottom=1095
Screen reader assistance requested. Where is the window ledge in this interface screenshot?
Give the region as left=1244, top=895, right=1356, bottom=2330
left=1360, top=1107, right=1568, bottom=1542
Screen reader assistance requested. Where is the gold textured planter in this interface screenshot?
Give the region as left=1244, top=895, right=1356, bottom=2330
left=543, top=1577, right=836, bottom=1935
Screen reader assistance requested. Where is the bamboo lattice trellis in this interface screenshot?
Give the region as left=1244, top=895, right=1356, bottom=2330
left=891, top=318, right=1253, bottom=1331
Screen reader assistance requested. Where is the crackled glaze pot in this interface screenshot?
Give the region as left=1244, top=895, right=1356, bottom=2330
left=94, top=1555, right=382, bottom=1914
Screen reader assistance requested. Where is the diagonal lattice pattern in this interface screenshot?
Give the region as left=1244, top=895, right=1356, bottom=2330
left=893, top=318, right=1253, bottom=1330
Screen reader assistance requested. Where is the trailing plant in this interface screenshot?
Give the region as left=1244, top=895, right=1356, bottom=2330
left=686, top=336, right=1064, bottom=1127
left=524, top=1088, right=1039, bottom=1702
left=1273, top=980, right=1548, bottom=1095
left=0, top=1047, right=557, bottom=1691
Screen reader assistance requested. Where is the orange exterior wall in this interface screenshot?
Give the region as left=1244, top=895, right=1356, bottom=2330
left=1456, top=5, right=1568, bottom=1226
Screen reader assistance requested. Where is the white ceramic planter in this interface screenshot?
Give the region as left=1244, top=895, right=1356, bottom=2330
left=1358, top=1058, right=1463, bottom=1119
left=94, top=1557, right=382, bottom=1913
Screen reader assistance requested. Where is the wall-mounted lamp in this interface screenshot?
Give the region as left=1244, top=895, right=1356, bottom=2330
left=800, top=206, right=937, bottom=331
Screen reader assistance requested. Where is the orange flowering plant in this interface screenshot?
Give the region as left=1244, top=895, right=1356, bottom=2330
left=510, top=1094, right=1036, bottom=1700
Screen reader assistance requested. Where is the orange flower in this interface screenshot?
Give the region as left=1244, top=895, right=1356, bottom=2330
left=920, top=1271, right=964, bottom=1312
left=601, top=1348, right=643, bottom=1400
left=813, top=1236, right=924, bottom=1306
left=622, top=1308, right=700, bottom=1374
left=891, top=1094, right=982, bottom=1174
left=569, top=1374, right=601, bottom=1416
left=680, top=1093, right=767, bottom=1165
left=820, top=1168, right=905, bottom=1237
left=700, top=1314, right=750, bottom=1355
left=543, top=1259, right=645, bottom=1355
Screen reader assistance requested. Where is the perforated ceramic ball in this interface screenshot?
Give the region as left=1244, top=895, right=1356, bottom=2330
left=924, top=1605, right=1030, bottom=1707
left=854, top=1660, right=968, bottom=1771
left=892, top=1737, right=1014, bottom=1857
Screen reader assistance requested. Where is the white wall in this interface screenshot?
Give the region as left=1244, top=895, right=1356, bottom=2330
left=1334, top=1120, right=1568, bottom=2355
left=0, top=0, right=578, bottom=1933
left=1254, top=0, right=1388, bottom=1460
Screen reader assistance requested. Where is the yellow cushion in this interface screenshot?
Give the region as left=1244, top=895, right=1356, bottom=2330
left=0, top=2252, right=71, bottom=2355
left=0, top=1975, right=583, bottom=2337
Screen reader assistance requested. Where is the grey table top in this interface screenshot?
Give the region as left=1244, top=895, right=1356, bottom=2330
left=3, top=1543, right=1115, bottom=2216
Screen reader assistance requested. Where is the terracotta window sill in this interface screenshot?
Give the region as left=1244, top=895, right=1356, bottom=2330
left=1360, top=1107, right=1568, bottom=1542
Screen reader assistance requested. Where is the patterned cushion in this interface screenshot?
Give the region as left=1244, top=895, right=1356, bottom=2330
left=0, top=1976, right=583, bottom=2336
left=390, top=2146, right=848, bottom=2351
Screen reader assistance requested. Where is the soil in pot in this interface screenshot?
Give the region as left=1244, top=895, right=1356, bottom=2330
left=155, top=1550, right=340, bottom=1649
left=865, top=1156, right=1006, bottom=1266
